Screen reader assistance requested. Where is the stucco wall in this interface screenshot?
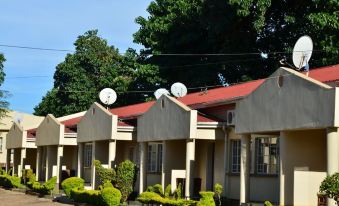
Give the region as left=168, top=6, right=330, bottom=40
left=250, top=176, right=279, bottom=202
left=24, top=148, right=37, bottom=171
left=281, top=129, right=326, bottom=205
left=77, top=103, right=117, bottom=143
left=214, top=139, right=225, bottom=189
left=147, top=173, right=161, bottom=186
left=36, top=115, right=63, bottom=146
left=164, top=140, right=186, bottom=187
left=115, top=140, right=138, bottom=164
left=236, top=68, right=336, bottom=134
left=62, top=145, right=77, bottom=171
left=6, top=123, right=25, bottom=149
left=138, top=95, right=197, bottom=142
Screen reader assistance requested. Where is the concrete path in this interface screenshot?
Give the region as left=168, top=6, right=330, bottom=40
left=0, top=188, right=68, bottom=206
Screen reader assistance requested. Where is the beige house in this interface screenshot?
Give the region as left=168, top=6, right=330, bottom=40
left=236, top=67, right=339, bottom=206
left=77, top=102, right=137, bottom=189
left=6, top=123, right=40, bottom=177
left=138, top=95, right=227, bottom=198
left=1, top=111, right=43, bottom=170
left=35, top=112, right=84, bottom=184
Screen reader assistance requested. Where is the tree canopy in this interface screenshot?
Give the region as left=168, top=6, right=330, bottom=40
left=133, top=0, right=338, bottom=87
left=0, top=53, right=9, bottom=119
left=34, top=30, right=163, bottom=117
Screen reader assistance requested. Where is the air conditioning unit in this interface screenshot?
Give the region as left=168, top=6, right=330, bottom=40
left=226, top=110, right=236, bottom=126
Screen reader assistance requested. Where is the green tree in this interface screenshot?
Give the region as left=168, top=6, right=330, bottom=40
left=0, top=53, right=9, bottom=119
left=134, top=0, right=338, bottom=88
left=34, top=30, right=163, bottom=117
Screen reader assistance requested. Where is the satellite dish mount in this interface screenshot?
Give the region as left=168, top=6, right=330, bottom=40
left=99, top=88, right=117, bottom=109
left=292, top=35, right=313, bottom=74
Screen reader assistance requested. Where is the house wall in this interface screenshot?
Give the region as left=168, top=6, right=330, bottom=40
left=24, top=148, right=36, bottom=171
left=62, top=145, right=77, bottom=171
left=36, top=115, right=63, bottom=146
left=195, top=140, right=214, bottom=191
left=95, top=141, right=109, bottom=165
left=281, top=129, right=326, bottom=206
left=77, top=103, right=117, bottom=143
left=164, top=140, right=186, bottom=188
left=6, top=123, right=25, bottom=149
left=138, top=95, right=197, bottom=142
left=47, top=145, right=57, bottom=179
left=214, top=139, right=225, bottom=189
left=115, top=140, right=138, bottom=164
left=236, top=68, right=336, bottom=134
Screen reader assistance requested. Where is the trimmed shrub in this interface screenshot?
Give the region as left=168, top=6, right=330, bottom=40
left=197, top=192, right=215, bottom=206
left=94, top=160, right=115, bottom=186
left=264, top=201, right=273, bottom=206
left=165, top=184, right=172, bottom=198
left=61, top=177, right=85, bottom=198
left=214, top=183, right=223, bottom=206
left=101, top=187, right=122, bottom=206
left=146, top=184, right=164, bottom=196
left=137, top=191, right=197, bottom=206
left=320, top=172, right=339, bottom=204
left=22, top=169, right=35, bottom=185
left=115, top=160, right=137, bottom=203
left=0, top=174, right=21, bottom=188
left=32, top=176, right=57, bottom=195
left=174, top=183, right=183, bottom=199
left=70, top=188, right=103, bottom=205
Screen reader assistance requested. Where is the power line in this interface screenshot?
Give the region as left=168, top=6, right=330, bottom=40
left=0, top=44, right=73, bottom=52
left=6, top=75, right=51, bottom=79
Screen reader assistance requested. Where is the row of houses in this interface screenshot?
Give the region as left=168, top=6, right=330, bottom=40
left=4, top=65, right=339, bottom=206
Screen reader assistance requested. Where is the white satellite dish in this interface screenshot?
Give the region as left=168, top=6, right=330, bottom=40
left=171, top=82, right=188, bottom=98
left=292, top=35, right=313, bottom=70
left=154, top=88, right=170, bottom=99
left=99, top=88, right=117, bottom=106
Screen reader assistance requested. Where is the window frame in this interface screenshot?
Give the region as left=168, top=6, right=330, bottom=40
left=254, top=136, right=279, bottom=175
left=84, top=143, right=93, bottom=168
left=0, top=137, right=3, bottom=153
left=230, top=139, right=241, bottom=174
left=147, top=143, right=163, bottom=173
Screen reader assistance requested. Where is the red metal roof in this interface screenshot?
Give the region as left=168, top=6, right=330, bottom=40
left=307, top=64, right=339, bottom=83
left=60, top=116, right=83, bottom=126
left=110, top=101, right=155, bottom=119
left=197, top=114, right=222, bottom=122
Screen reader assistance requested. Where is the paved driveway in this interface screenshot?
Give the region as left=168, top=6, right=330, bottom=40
left=0, top=188, right=68, bottom=206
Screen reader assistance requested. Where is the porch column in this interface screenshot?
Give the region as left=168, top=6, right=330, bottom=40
left=327, top=128, right=339, bottom=206
left=45, top=146, right=49, bottom=181
left=185, top=139, right=195, bottom=198
left=56, top=146, right=63, bottom=184
left=18, top=148, right=26, bottom=177
left=91, top=141, right=96, bottom=189
left=6, top=149, right=11, bottom=173
left=223, top=128, right=229, bottom=197
left=279, top=132, right=286, bottom=206
left=77, top=143, right=83, bottom=178
left=108, top=140, right=116, bottom=168
left=139, top=142, right=147, bottom=194
left=36, top=147, right=41, bottom=180
left=240, top=134, right=251, bottom=204
left=161, top=141, right=166, bottom=191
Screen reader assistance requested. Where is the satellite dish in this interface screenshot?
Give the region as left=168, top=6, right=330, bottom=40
left=171, top=82, right=188, bottom=98
left=13, top=113, right=23, bottom=125
left=154, top=88, right=170, bottom=99
left=99, top=88, right=117, bottom=106
left=292, top=35, right=313, bottom=70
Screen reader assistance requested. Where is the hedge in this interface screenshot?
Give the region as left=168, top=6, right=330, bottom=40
left=70, top=188, right=103, bottom=205
left=101, top=187, right=122, bottom=206
left=197, top=192, right=215, bottom=206
left=32, top=176, right=57, bottom=195
left=0, top=174, right=21, bottom=188
left=61, top=177, right=85, bottom=198
left=137, top=191, right=197, bottom=206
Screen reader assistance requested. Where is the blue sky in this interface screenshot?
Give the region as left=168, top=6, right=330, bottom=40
left=0, top=0, right=151, bottom=114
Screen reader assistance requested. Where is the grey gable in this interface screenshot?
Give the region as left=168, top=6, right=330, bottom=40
left=236, top=67, right=336, bottom=134
left=137, top=95, right=197, bottom=142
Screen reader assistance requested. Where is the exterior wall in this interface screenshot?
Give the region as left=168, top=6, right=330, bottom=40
left=335, top=87, right=339, bottom=127
left=214, top=139, right=225, bottom=190
left=138, top=95, right=197, bottom=142
left=77, top=103, right=117, bottom=143
left=195, top=140, right=214, bottom=191
left=281, top=129, right=326, bottom=205
left=236, top=68, right=336, bottom=134
left=196, top=127, right=224, bottom=140
left=62, top=145, right=77, bottom=171
left=115, top=140, right=138, bottom=164
left=250, top=176, right=279, bottom=202
left=164, top=140, right=186, bottom=188
left=6, top=123, right=25, bottom=149
left=200, top=104, right=235, bottom=121
left=0, top=131, right=9, bottom=167
left=36, top=115, right=63, bottom=146
left=24, top=148, right=37, bottom=171
left=147, top=174, right=161, bottom=186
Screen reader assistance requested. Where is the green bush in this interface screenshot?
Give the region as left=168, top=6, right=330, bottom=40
left=214, top=183, right=223, bottom=206
left=94, top=160, right=116, bottom=186
left=0, top=174, right=21, bottom=188
left=264, top=201, right=273, bottom=206
left=101, top=187, right=122, bottom=206
left=197, top=192, right=215, bottom=206
left=165, top=184, right=172, bottom=198
left=22, top=169, right=36, bottom=185
left=137, top=191, right=197, bottom=206
left=147, top=184, right=164, bottom=196
left=174, top=183, right=183, bottom=199
left=115, top=160, right=137, bottom=203
left=32, top=176, right=57, bottom=195
left=61, top=177, right=85, bottom=198
left=70, top=188, right=103, bottom=205
left=320, top=172, right=339, bottom=204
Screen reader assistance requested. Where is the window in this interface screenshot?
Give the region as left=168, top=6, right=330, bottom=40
left=255, top=137, right=279, bottom=174
left=230, top=140, right=241, bottom=173
left=84, top=143, right=92, bottom=167
left=148, top=143, right=163, bottom=173
left=0, top=137, right=2, bottom=153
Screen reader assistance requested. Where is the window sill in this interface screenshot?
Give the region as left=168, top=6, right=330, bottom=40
left=226, top=173, right=278, bottom=178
